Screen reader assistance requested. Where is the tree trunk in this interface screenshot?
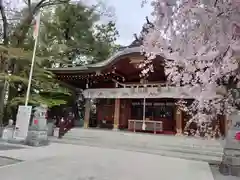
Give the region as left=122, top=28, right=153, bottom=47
left=0, top=0, right=8, bottom=45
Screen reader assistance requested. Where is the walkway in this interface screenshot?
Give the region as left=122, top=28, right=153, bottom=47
left=0, top=143, right=215, bottom=180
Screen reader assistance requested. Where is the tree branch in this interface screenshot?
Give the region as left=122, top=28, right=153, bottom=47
left=33, top=0, right=69, bottom=14
left=12, top=0, right=69, bottom=47
left=33, top=0, right=47, bottom=14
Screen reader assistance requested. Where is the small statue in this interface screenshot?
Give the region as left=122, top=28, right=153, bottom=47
left=8, top=119, right=13, bottom=126
left=6, top=119, right=14, bottom=128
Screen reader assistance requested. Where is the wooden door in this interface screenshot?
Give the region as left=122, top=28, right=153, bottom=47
left=153, top=105, right=175, bottom=132
left=98, top=105, right=114, bottom=121
left=97, top=99, right=114, bottom=128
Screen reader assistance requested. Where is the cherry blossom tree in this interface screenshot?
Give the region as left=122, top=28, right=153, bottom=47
left=142, top=0, right=240, bottom=132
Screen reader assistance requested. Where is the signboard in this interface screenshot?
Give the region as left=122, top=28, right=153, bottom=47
left=83, top=87, right=193, bottom=99
left=13, top=105, right=32, bottom=140
left=131, top=102, right=175, bottom=106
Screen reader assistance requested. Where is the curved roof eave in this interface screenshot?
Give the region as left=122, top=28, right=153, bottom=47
left=49, top=46, right=142, bottom=73
left=87, top=46, right=141, bottom=68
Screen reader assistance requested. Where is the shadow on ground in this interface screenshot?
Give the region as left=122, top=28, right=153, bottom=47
left=0, top=156, right=22, bottom=167
left=0, top=143, right=25, bottom=151
left=0, top=142, right=24, bottom=167
left=210, top=164, right=239, bottom=180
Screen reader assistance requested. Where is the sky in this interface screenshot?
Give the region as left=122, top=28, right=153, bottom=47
left=104, top=0, right=153, bottom=45
left=84, top=0, right=153, bottom=46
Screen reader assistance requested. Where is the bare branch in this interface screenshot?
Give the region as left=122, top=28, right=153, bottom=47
left=34, top=0, right=69, bottom=12
left=33, top=0, right=46, bottom=14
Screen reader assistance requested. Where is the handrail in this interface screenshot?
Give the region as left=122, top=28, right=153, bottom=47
left=128, top=119, right=163, bottom=134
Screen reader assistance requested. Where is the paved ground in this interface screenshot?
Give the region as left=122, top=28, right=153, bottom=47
left=0, top=156, right=21, bottom=167
left=0, top=141, right=25, bottom=167
left=0, top=143, right=216, bottom=180
left=0, top=129, right=238, bottom=180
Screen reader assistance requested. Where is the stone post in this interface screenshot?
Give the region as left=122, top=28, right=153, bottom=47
left=175, top=107, right=183, bottom=136
left=219, top=111, right=240, bottom=177
left=113, top=98, right=120, bottom=130
left=84, top=99, right=91, bottom=129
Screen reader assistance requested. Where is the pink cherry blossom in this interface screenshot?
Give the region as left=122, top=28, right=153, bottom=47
left=142, top=0, right=240, bottom=126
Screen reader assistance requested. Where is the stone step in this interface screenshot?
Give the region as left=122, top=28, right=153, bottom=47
left=62, top=135, right=223, bottom=156
left=64, top=133, right=223, bottom=151
left=65, top=128, right=223, bottom=147
left=61, top=128, right=224, bottom=163
left=49, top=137, right=222, bottom=164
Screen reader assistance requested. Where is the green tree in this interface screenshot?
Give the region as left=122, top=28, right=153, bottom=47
left=0, top=0, right=119, bottom=123
left=37, top=1, right=119, bottom=66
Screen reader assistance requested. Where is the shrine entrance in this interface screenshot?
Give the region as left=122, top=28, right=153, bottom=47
left=129, top=98, right=176, bottom=133
left=95, top=99, right=114, bottom=129
left=86, top=98, right=177, bottom=134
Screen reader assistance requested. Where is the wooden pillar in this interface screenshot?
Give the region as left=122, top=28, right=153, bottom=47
left=84, top=99, right=91, bottom=129
left=113, top=98, right=120, bottom=130
left=225, top=114, right=232, bottom=137
left=175, top=106, right=183, bottom=136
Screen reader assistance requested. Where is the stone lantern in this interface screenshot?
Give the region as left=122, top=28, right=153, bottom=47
left=26, top=104, right=49, bottom=146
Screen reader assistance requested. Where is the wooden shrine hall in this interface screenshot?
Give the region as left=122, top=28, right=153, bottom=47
left=50, top=18, right=227, bottom=136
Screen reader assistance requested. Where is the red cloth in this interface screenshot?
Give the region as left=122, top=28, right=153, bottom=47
left=33, top=119, right=38, bottom=125
left=235, top=132, right=240, bottom=141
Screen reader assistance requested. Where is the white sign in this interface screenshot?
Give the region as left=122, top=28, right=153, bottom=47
left=13, top=105, right=32, bottom=140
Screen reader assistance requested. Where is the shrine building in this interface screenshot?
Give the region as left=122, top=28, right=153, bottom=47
left=50, top=19, right=227, bottom=136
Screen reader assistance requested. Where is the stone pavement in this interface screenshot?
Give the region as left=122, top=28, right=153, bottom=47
left=0, top=141, right=26, bottom=167
left=0, top=143, right=216, bottom=180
